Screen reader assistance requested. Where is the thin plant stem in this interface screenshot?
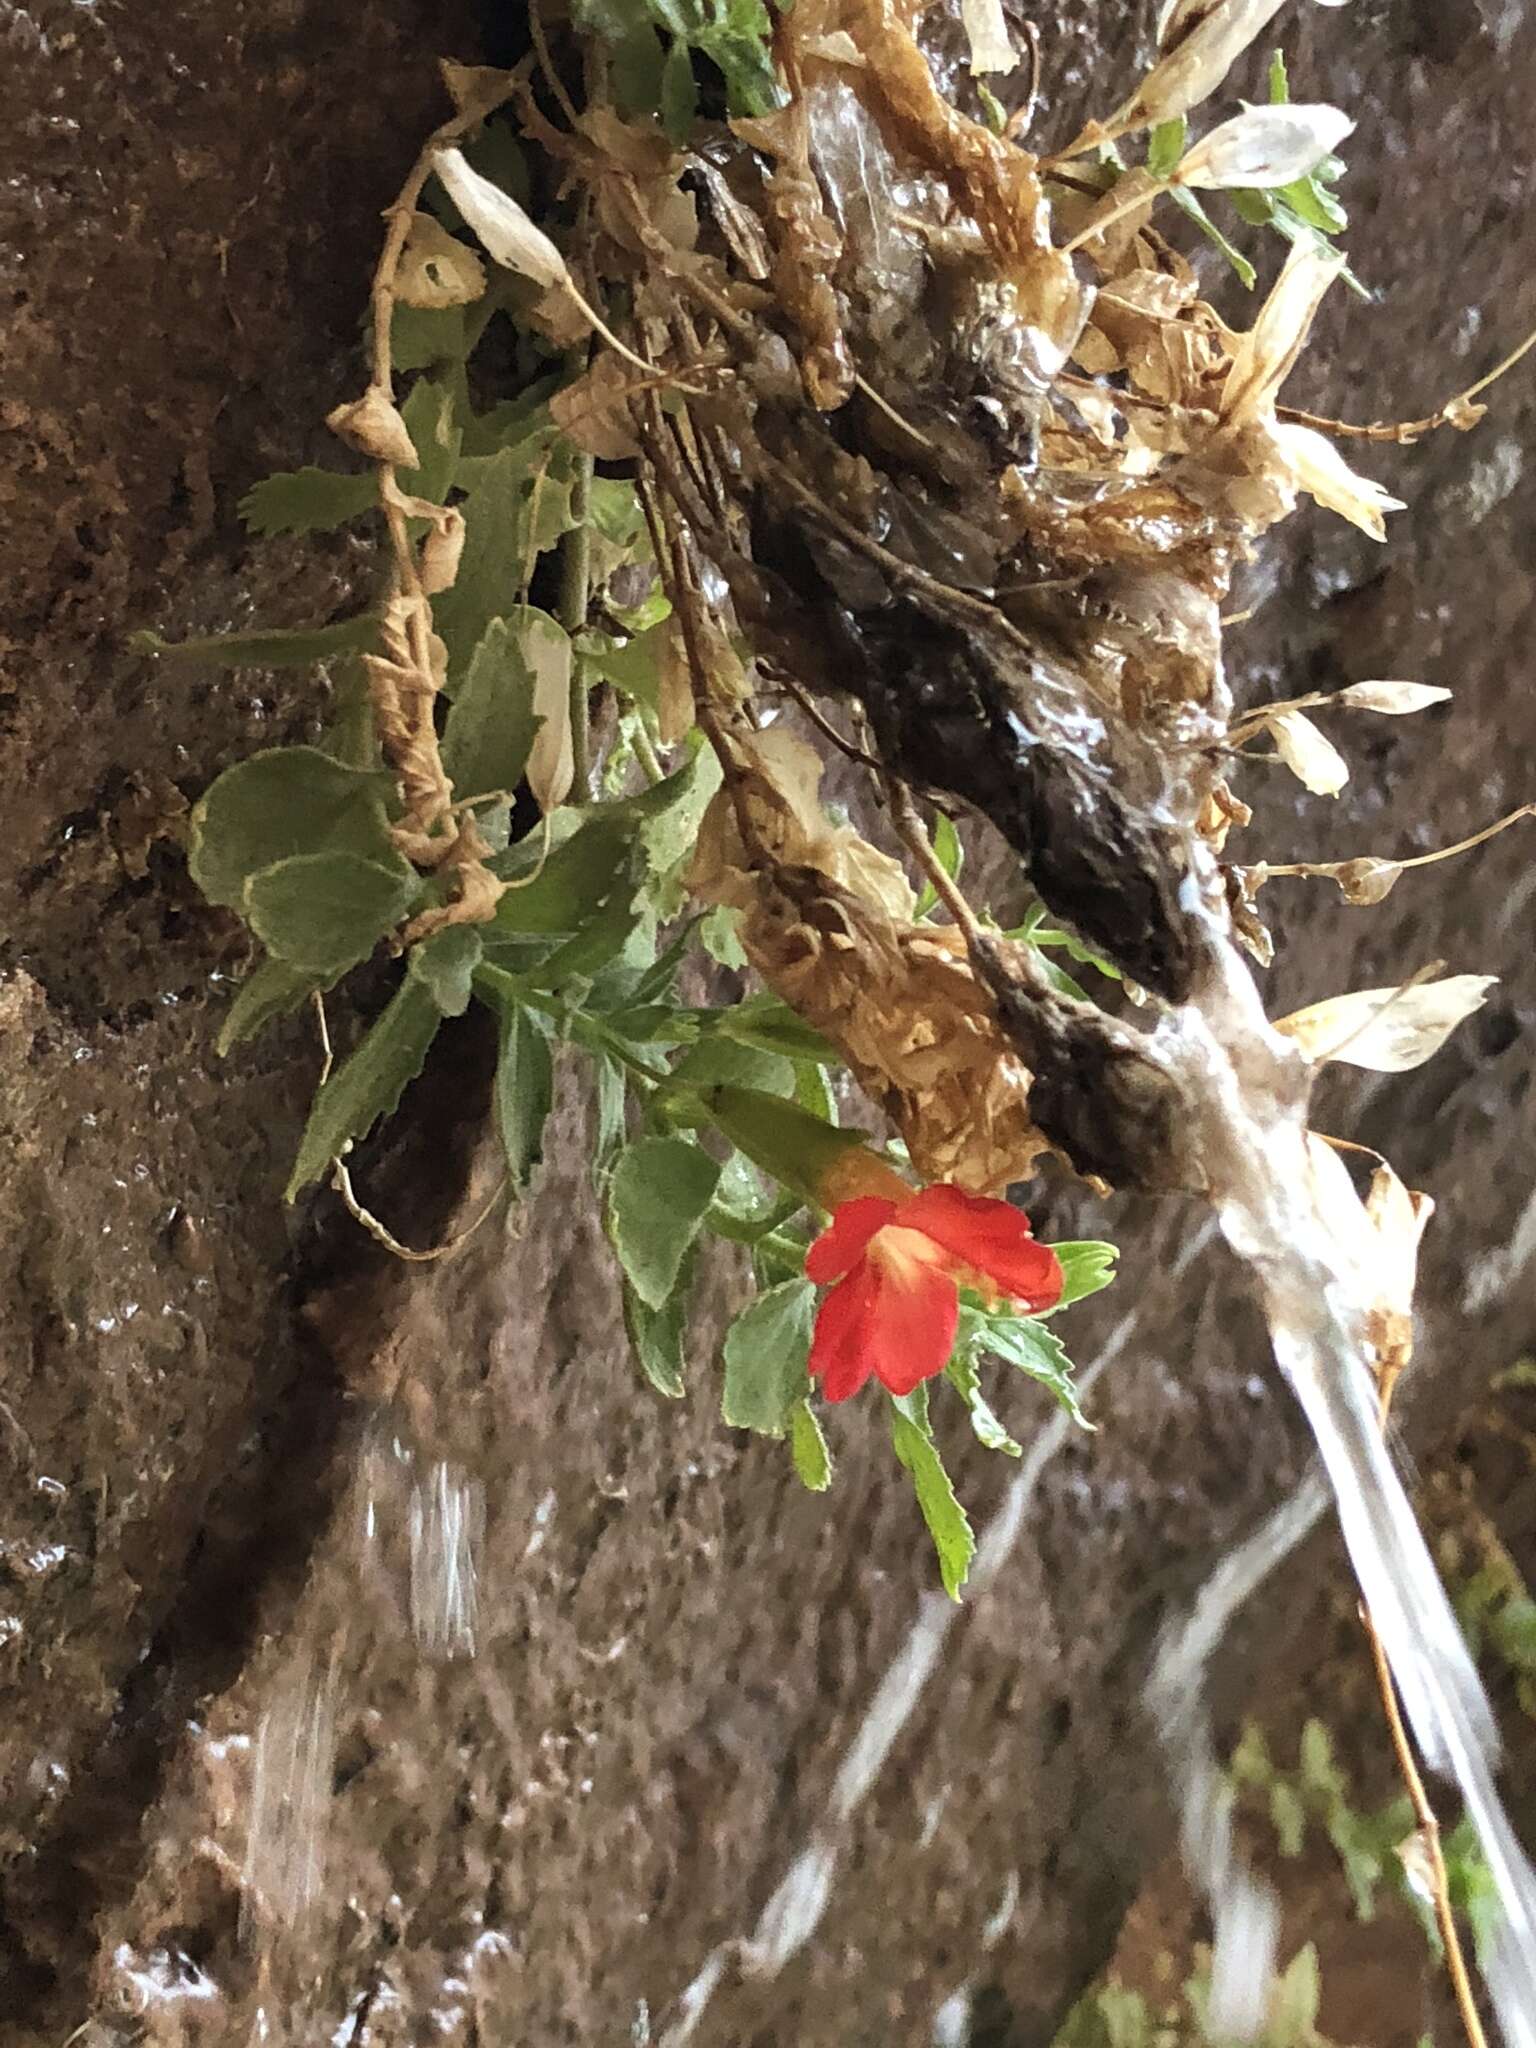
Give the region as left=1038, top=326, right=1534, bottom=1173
left=561, top=450, right=595, bottom=798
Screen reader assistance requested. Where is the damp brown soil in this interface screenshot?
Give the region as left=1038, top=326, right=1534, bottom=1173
left=1, top=3, right=1534, bottom=2044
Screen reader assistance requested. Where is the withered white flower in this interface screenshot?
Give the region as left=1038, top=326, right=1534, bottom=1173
left=1335, top=680, right=1452, bottom=714
left=1222, top=242, right=1345, bottom=424
left=433, top=146, right=568, bottom=290
left=1175, top=104, right=1354, bottom=190
left=962, top=0, right=1018, bottom=73
left=1268, top=708, right=1349, bottom=795
left=1271, top=420, right=1406, bottom=541
left=1275, top=973, right=1497, bottom=1071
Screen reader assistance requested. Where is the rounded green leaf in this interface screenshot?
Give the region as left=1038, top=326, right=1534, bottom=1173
left=246, top=852, right=418, bottom=976
left=606, top=1136, right=721, bottom=1310
left=189, top=746, right=396, bottom=911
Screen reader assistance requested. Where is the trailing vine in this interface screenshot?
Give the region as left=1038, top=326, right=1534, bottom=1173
left=139, top=0, right=1536, bottom=2030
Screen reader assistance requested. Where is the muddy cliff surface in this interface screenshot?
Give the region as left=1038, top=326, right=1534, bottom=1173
left=0, top=2, right=1532, bottom=2042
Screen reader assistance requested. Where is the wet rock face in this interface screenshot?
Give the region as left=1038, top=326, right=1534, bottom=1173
left=1, top=5, right=1534, bottom=2046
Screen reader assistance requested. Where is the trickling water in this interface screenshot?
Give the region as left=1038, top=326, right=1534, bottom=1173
left=408, top=1457, right=485, bottom=1663
left=241, top=1647, right=339, bottom=1936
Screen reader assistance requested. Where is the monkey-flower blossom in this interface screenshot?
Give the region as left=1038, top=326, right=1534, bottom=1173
left=805, top=1179, right=1063, bottom=1402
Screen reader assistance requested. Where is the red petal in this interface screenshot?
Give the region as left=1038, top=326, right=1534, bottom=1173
left=808, top=1265, right=881, bottom=1402
left=901, top=1184, right=1065, bottom=1308
left=805, top=1196, right=900, bottom=1286
left=865, top=1257, right=960, bottom=1395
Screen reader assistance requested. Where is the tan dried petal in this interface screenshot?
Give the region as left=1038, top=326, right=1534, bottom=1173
left=521, top=612, right=575, bottom=814
left=419, top=508, right=467, bottom=595
left=962, top=0, right=1018, bottom=73
left=438, top=59, right=515, bottom=115
left=397, top=212, right=486, bottom=310
left=1105, top=0, right=1289, bottom=130
left=1332, top=857, right=1402, bottom=906
left=1274, top=973, right=1497, bottom=1071
left=327, top=388, right=420, bottom=469
left=656, top=619, right=694, bottom=747
left=549, top=355, right=646, bottom=460
left=1335, top=680, right=1452, bottom=715
left=1222, top=241, right=1344, bottom=425
left=1268, top=708, right=1348, bottom=796
left=1271, top=420, right=1404, bottom=541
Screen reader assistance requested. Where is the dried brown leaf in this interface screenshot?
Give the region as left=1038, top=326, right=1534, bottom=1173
left=397, top=212, right=486, bottom=309
left=327, top=388, right=420, bottom=469
left=1274, top=973, right=1496, bottom=1071
left=1335, top=680, right=1452, bottom=715
left=420, top=508, right=467, bottom=595
left=549, top=356, right=646, bottom=459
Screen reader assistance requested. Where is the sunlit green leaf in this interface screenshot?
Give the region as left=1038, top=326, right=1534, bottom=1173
left=891, top=1408, right=974, bottom=1599
left=722, top=1279, right=816, bottom=1435
left=789, top=1400, right=833, bottom=1491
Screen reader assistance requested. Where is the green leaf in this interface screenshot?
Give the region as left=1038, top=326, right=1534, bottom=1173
left=189, top=746, right=397, bottom=912
left=1047, top=1240, right=1119, bottom=1313
left=397, top=375, right=463, bottom=507
left=1267, top=46, right=1289, bottom=104
left=964, top=1307, right=1093, bottom=1428
left=1275, top=174, right=1347, bottom=236
left=432, top=446, right=576, bottom=678
left=131, top=615, right=379, bottom=668
left=622, top=737, right=722, bottom=874
left=408, top=927, right=483, bottom=1017
left=976, top=80, right=1006, bottom=135
left=914, top=811, right=963, bottom=919
left=660, top=37, right=699, bottom=141
left=789, top=1400, right=833, bottom=1490
left=492, top=813, right=634, bottom=933
left=1169, top=184, right=1257, bottom=289
left=624, top=1273, right=689, bottom=1398
left=578, top=620, right=670, bottom=711
left=607, top=1135, right=721, bottom=1308
left=891, top=1409, right=974, bottom=1599
left=285, top=977, right=440, bottom=1200
left=1269, top=1778, right=1308, bottom=1858
left=238, top=468, right=378, bottom=538
left=592, top=1052, right=628, bottom=1177
left=944, top=1351, right=1021, bottom=1457
left=317, top=660, right=383, bottom=771
left=491, top=996, right=554, bottom=1190
left=216, top=955, right=321, bottom=1056
left=1146, top=114, right=1188, bottom=181
left=669, top=1034, right=794, bottom=1098
left=715, top=993, right=840, bottom=1066
left=587, top=477, right=647, bottom=549
left=700, top=904, right=746, bottom=969
left=699, top=1083, right=870, bottom=1209
left=390, top=303, right=468, bottom=371
left=721, top=1279, right=816, bottom=1435
left=441, top=617, right=541, bottom=800
left=246, top=852, right=418, bottom=976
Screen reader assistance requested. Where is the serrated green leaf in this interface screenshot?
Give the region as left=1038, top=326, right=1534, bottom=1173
left=1146, top=114, right=1187, bottom=181
left=239, top=468, right=378, bottom=538
left=715, top=993, right=840, bottom=1066
left=285, top=977, right=440, bottom=1200
left=721, top=1278, right=816, bottom=1435
left=623, top=737, right=722, bottom=874
left=587, top=477, right=647, bottom=549
left=891, top=1409, right=974, bottom=1599
left=492, top=813, right=633, bottom=932
left=189, top=746, right=397, bottom=911
left=789, top=1400, right=833, bottom=1490
left=1046, top=1240, right=1119, bottom=1313
left=964, top=1307, right=1093, bottom=1428
left=441, top=617, right=541, bottom=801
left=793, top=1059, right=837, bottom=1122
left=490, top=994, right=554, bottom=1190
left=246, top=852, right=418, bottom=976
left=407, top=926, right=483, bottom=1017
left=607, top=1135, right=721, bottom=1308
left=390, top=303, right=468, bottom=371
left=915, top=810, right=964, bottom=919
left=944, top=1351, right=1021, bottom=1456
left=432, top=446, right=576, bottom=678
left=592, top=1051, right=629, bottom=1178
left=1274, top=175, right=1348, bottom=236
left=1169, top=184, right=1257, bottom=289
left=216, top=955, right=321, bottom=1056
left=131, top=615, right=379, bottom=668
left=624, top=1273, right=690, bottom=1397
left=578, top=621, right=669, bottom=711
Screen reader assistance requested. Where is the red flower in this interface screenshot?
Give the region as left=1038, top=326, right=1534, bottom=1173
left=805, top=1183, right=1063, bottom=1403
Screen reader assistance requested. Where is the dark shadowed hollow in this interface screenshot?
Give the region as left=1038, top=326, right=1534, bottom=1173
left=0, top=1, right=1533, bottom=2043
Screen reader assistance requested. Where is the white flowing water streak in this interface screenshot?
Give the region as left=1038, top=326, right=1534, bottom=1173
left=1179, top=928, right=1536, bottom=2046
left=409, top=1458, right=485, bottom=1662
left=240, top=1647, right=340, bottom=1937
left=1147, top=1471, right=1331, bottom=2038
left=660, top=1232, right=1222, bottom=2048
